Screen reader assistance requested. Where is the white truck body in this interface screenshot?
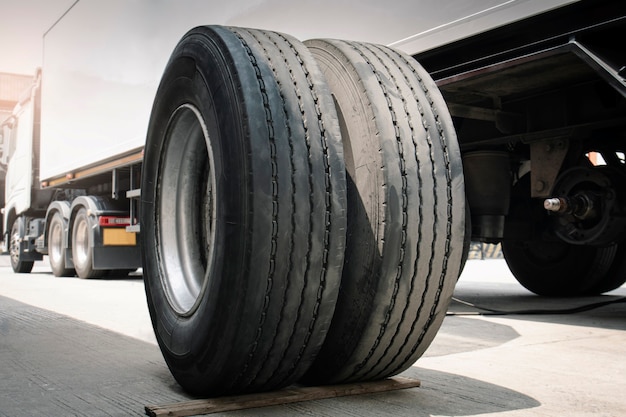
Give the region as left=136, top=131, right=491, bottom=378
left=1, top=0, right=580, bottom=275
left=3, top=0, right=578, bottom=266
left=39, top=0, right=574, bottom=182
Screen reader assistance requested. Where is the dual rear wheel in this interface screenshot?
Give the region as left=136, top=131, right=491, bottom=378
left=46, top=209, right=99, bottom=279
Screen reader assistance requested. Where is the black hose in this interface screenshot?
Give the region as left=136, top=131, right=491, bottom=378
left=446, top=296, right=626, bottom=316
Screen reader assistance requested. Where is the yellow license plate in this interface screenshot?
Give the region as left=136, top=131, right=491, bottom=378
left=102, top=228, right=137, bottom=246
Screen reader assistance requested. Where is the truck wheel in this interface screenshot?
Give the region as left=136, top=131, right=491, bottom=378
left=48, top=212, right=74, bottom=277
left=583, top=146, right=626, bottom=294
left=502, top=175, right=619, bottom=296
left=71, top=208, right=104, bottom=279
left=502, top=238, right=616, bottom=296
left=584, top=244, right=626, bottom=294
left=141, top=26, right=346, bottom=396
left=302, top=39, right=466, bottom=384
left=9, top=218, right=34, bottom=273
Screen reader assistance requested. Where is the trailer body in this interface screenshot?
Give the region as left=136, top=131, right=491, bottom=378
left=38, top=0, right=575, bottom=183
left=3, top=0, right=573, bottom=276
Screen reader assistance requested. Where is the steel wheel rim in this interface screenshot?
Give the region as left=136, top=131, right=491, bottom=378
left=157, top=103, right=216, bottom=316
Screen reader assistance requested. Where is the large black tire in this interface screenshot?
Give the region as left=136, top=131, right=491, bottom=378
left=71, top=208, right=104, bottom=279
left=302, top=39, right=466, bottom=384
left=502, top=238, right=617, bottom=296
left=141, top=26, right=346, bottom=396
left=460, top=199, right=472, bottom=275
left=585, top=243, right=626, bottom=294
left=48, top=212, right=75, bottom=277
left=9, top=218, right=34, bottom=274
left=581, top=146, right=626, bottom=294
left=502, top=175, right=618, bottom=296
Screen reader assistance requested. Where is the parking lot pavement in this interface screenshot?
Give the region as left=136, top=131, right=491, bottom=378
left=0, top=256, right=625, bottom=416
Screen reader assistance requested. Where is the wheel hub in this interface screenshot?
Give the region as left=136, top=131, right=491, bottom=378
left=546, top=166, right=626, bottom=245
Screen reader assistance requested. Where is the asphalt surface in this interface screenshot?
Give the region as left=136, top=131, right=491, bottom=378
left=0, top=256, right=625, bottom=416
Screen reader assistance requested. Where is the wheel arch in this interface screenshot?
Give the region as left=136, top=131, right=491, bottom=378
left=67, top=196, right=120, bottom=250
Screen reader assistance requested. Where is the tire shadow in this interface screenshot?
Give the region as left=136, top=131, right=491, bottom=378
left=238, top=367, right=539, bottom=417
left=425, top=315, right=520, bottom=357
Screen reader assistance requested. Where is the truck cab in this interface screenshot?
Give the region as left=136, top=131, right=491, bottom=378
left=1, top=71, right=54, bottom=272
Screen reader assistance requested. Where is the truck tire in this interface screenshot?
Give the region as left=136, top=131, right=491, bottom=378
left=141, top=26, right=346, bottom=396
left=502, top=237, right=616, bottom=296
left=302, top=39, right=466, bottom=384
left=584, top=243, right=626, bottom=294
left=48, top=212, right=74, bottom=277
left=502, top=175, right=619, bottom=296
left=9, top=218, right=34, bottom=274
left=71, top=208, right=104, bottom=279
left=583, top=146, right=626, bottom=294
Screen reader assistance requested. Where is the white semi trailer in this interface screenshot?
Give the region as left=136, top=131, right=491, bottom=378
left=2, top=0, right=624, bottom=398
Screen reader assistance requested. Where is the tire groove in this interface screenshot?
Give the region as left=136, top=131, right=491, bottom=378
left=267, top=31, right=334, bottom=387
left=345, top=41, right=410, bottom=380
left=358, top=43, right=428, bottom=380
left=389, top=52, right=456, bottom=374
left=243, top=29, right=300, bottom=388
left=230, top=29, right=279, bottom=388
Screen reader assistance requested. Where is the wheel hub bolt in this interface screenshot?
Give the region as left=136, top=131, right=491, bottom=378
left=544, top=197, right=565, bottom=212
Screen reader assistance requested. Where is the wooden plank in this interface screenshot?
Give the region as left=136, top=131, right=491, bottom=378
left=145, top=377, right=421, bottom=417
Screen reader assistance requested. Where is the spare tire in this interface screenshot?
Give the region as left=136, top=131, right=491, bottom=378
left=141, top=26, right=346, bottom=396
left=302, top=39, right=466, bottom=384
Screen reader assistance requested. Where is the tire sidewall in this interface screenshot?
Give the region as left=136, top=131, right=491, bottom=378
left=141, top=29, right=253, bottom=388
left=71, top=209, right=93, bottom=278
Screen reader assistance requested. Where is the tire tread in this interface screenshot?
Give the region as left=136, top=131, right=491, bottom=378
left=303, top=38, right=465, bottom=384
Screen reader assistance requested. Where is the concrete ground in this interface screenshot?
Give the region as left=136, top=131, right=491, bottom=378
left=0, top=256, right=624, bottom=416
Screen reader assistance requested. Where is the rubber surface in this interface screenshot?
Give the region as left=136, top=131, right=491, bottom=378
left=48, top=212, right=74, bottom=277
left=141, top=25, right=346, bottom=396
left=303, top=39, right=466, bottom=384
left=585, top=243, right=626, bottom=294
left=71, top=208, right=104, bottom=279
